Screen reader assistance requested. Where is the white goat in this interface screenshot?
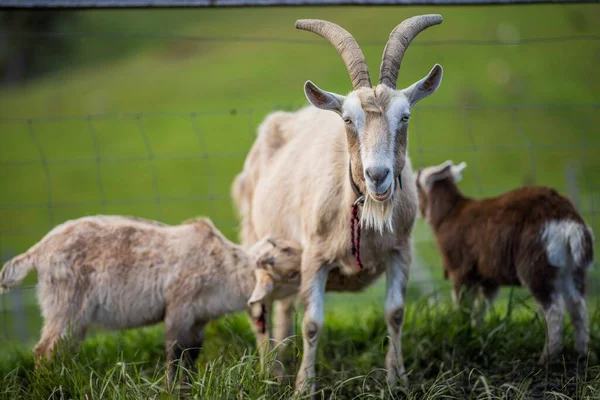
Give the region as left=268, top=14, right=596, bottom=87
left=232, top=15, right=444, bottom=393
left=0, top=215, right=301, bottom=385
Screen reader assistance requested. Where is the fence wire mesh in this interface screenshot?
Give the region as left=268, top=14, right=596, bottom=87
left=2, top=103, right=598, bottom=344
left=1, top=19, right=599, bottom=344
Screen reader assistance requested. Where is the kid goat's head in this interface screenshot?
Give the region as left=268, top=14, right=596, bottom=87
left=247, top=237, right=302, bottom=308
left=297, top=15, right=443, bottom=233
left=416, top=160, right=467, bottom=223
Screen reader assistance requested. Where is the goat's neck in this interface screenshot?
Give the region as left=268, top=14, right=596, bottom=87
left=220, top=247, right=257, bottom=309
left=428, top=182, right=468, bottom=231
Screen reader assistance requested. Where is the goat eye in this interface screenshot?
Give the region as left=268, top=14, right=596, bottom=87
left=401, top=115, right=410, bottom=123
left=287, top=271, right=299, bottom=279
left=261, top=257, right=275, bottom=266
left=282, top=247, right=295, bottom=255
left=343, top=117, right=352, bottom=125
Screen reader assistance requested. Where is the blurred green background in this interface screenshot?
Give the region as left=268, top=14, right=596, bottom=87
left=0, top=5, right=599, bottom=343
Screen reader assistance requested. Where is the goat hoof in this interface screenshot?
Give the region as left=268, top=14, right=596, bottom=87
left=387, top=369, right=408, bottom=389
left=576, top=350, right=594, bottom=363
left=272, top=363, right=285, bottom=383
left=538, top=354, right=553, bottom=365
left=471, top=317, right=484, bottom=329
left=293, top=374, right=315, bottom=398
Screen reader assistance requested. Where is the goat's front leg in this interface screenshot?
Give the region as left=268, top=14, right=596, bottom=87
left=294, top=253, right=329, bottom=395
left=472, top=283, right=499, bottom=328
left=247, top=301, right=272, bottom=371
left=165, top=307, right=203, bottom=387
left=385, top=250, right=410, bottom=388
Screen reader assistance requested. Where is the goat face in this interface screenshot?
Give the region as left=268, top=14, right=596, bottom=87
left=297, top=16, right=443, bottom=233
left=305, top=69, right=442, bottom=202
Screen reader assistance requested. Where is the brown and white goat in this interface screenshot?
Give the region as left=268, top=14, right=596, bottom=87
left=416, top=160, right=594, bottom=363
left=233, top=15, right=444, bottom=393
left=0, top=215, right=300, bottom=384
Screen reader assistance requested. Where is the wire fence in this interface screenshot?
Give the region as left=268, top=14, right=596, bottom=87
left=2, top=31, right=600, bottom=47
left=1, top=17, right=599, bottom=345
left=1, top=104, right=598, bottom=232
left=1, top=102, right=598, bottom=344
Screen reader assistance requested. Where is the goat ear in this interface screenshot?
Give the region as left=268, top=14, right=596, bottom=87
left=424, top=160, right=453, bottom=186
left=401, top=64, right=443, bottom=107
left=248, top=269, right=275, bottom=306
left=450, top=161, right=467, bottom=182
left=304, top=81, right=345, bottom=115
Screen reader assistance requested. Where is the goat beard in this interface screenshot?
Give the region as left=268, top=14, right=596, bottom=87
left=361, top=194, right=394, bottom=234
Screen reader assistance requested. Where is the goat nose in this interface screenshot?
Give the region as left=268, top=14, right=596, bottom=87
left=365, top=167, right=390, bottom=185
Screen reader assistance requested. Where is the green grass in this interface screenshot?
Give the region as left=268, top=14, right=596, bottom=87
left=1, top=6, right=600, bottom=397
left=1, top=296, right=599, bottom=399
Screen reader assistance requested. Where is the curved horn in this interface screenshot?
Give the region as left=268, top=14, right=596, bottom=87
left=296, top=19, right=371, bottom=89
left=379, top=14, right=442, bottom=89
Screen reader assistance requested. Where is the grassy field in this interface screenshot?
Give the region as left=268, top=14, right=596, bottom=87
left=1, top=296, right=600, bottom=399
left=0, top=5, right=599, bottom=398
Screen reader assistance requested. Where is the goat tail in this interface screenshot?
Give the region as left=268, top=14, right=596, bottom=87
left=569, top=224, right=595, bottom=269
left=0, top=252, right=36, bottom=294
left=543, top=220, right=594, bottom=270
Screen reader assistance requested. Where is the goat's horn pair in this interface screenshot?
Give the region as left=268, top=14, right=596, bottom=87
left=295, top=14, right=442, bottom=90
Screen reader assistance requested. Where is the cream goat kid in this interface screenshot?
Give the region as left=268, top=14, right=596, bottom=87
left=232, top=15, right=444, bottom=394
left=0, top=215, right=300, bottom=385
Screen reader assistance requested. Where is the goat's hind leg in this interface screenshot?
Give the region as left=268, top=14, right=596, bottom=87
left=522, top=263, right=564, bottom=364
left=564, top=268, right=589, bottom=358
left=34, top=319, right=65, bottom=366
left=34, top=287, right=87, bottom=368
left=34, top=316, right=87, bottom=368
left=536, top=293, right=565, bottom=364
